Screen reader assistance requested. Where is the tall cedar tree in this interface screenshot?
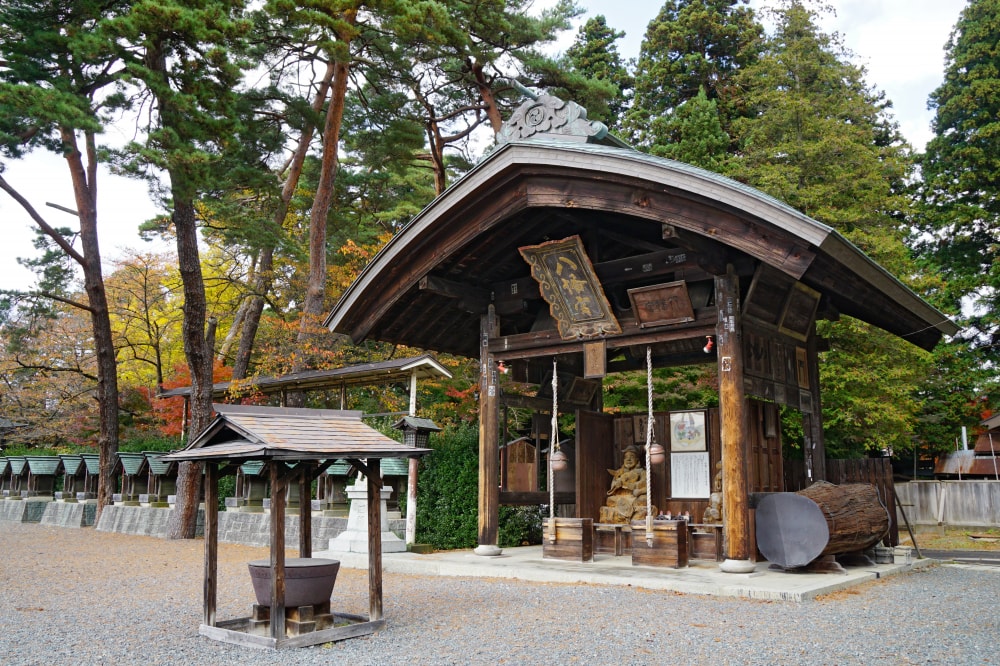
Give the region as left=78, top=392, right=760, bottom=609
left=626, top=0, right=761, bottom=149
left=729, top=0, right=930, bottom=457
left=0, top=0, right=132, bottom=517
left=563, top=15, right=633, bottom=129
left=101, top=0, right=255, bottom=537
left=918, top=0, right=1000, bottom=384
left=652, top=86, right=730, bottom=171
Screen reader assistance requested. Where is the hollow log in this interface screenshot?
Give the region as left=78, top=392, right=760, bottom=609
left=756, top=481, right=890, bottom=569
left=798, top=481, right=890, bottom=557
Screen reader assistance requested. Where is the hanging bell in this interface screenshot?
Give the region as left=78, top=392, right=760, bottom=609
left=550, top=448, right=568, bottom=472
left=648, top=442, right=666, bottom=465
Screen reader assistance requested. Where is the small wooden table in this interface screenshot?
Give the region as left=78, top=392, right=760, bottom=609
left=593, top=523, right=632, bottom=556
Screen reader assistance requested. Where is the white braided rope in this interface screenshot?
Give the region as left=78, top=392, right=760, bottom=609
left=645, top=346, right=654, bottom=543
left=549, top=357, right=558, bottom=542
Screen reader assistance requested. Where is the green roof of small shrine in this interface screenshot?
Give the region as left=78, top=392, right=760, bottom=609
left=25, top=456, right=61, bottom=476
left=59, top=454, right=84, bottom=476
left=117, top=451, right=147, bottom=476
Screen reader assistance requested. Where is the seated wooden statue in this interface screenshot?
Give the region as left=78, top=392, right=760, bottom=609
left=599, top=446, right=656, bottom=524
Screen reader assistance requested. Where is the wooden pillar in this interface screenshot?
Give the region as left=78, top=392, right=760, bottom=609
left=406, top=371, right=418, bottom=546
left=203, top=462, right=218, bottom=627
left=367, top=459, right=383, bottom=622
left=299, top=464, right=311, bottom=558
left=715, top=269, right=754, bottom=573
left=475, top=305, right=501, bottom=556
left=806, top=331, right=826, bottom=482
left=269, top=462, right=287, bottom=640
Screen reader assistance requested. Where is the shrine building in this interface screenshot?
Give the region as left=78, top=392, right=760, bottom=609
left=324, top=93, right=957, bottom=571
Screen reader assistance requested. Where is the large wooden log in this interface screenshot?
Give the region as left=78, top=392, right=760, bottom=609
left=756, top=481, right=890, bottom=569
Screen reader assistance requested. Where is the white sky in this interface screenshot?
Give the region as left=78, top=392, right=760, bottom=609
left=0, top=0, right=968, bottom=293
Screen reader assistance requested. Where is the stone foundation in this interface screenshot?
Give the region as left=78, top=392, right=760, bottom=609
left=0, top=497, right=51, bottom=523
left=41, top=501, right=97, bottom=527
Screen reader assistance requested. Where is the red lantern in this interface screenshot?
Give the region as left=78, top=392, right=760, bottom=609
left=648, top=442, right=666, bottom=465
left=550, top=448, right=568, bottom=472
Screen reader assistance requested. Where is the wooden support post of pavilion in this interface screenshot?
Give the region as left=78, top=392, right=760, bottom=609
left=475, top=305, right=501, bottom=556
left=716, top=269, right=755, bottom=573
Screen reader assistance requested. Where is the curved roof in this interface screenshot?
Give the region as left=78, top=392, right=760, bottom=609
left=326, top=138, right=956, bottom=355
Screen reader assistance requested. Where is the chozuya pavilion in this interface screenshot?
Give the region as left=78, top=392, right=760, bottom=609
left=324, top=92, right=957, bottom=572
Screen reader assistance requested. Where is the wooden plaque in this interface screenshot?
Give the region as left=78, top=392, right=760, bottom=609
left=519, top=235, right=621, bottom=340
left=778, top=282, right=821, bottom=341
left=627, top=281, right=695, bottom=328
left=583, top=340, right=606, bottom=378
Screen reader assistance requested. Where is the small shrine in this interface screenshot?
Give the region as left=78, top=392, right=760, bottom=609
left=162, top=404, right=431, bottom=649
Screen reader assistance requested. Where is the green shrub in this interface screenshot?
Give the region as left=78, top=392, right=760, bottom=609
left=415, top=422, right=479, bottom=549
left=415, top=422, right=543, bottom=550
left=499, top=505, right=542, bottom=547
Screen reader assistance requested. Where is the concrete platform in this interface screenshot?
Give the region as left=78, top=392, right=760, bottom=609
left=315, top=544, right=938, bottom=602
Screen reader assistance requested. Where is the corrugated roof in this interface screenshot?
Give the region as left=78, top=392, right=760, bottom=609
left=144, top=451, right=176, bottom=476
left=59, top=455, right=84, bottom=476
left=158, top=353, right=452, bottom=399
left=25, top=456, right=61, bottom=475
left=117, top=452, right=147, bottom=476
left=163, top=404, right=430, bottom=464
left=80, top=454, right=100, bottom=474
left=8, top=456, right=27, bottom=475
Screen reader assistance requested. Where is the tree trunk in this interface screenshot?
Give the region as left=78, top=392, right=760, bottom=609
left=798, top=481, right=890, bottom=556
left=62, top=129, right=120, bottom=521
left=288, top=16, right=355, bottom=407
left=166, top=197, right=214, bottom=539
left=231, top=60, right=336, bottom=383
left=471, top=59, right=503, bottom=134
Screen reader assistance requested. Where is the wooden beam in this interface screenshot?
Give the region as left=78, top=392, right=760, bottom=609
left=499, top=490, right=575, bottom=505
left=716, top=269, right=754, bottom=570
left=488, top=313, right=718, bottom=359
left=269, top=463, right=287, bottom=640
left=806, top=331, right=827, bottom=481
left=299, top=464, right=311, bottom=558
left=419, top=275, right=489, bottom=313
left=367, top=459, right=383, bottom=622
left=477, top=306, right=501, bottom=553
left=346, top=458, right=383, bottom=485
left=203, top=462, right=218, bottom=627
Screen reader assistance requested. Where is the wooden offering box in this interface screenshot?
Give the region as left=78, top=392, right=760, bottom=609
left=542, top=517, right=593, bottom=562
left=689, top=524, right=723, bottom=561
left=630, top=519, right=689, bottom=568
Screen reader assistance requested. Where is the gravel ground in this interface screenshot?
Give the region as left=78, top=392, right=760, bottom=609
left=1, top=520, right=997, bottom=666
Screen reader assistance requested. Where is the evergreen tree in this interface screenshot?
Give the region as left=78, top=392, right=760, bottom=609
left=918, top=0, right=1000, bottom=368
left=626, top=0, right=761, bottom=147
left=729, top=0, right=910, bottom=262
left=652, top=86, right=730, bottom=171
left=729, top=1, right=929, bottom=457
left=0, top=0, right=131, bottom=518
left=564, top=15, right=633, bottom=128
left=100, top=0, right=259, bottom=537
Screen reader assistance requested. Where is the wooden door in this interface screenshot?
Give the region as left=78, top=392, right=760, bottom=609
left=576, top=410, right=616, bottom=521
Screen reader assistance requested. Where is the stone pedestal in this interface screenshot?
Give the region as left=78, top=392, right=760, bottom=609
left=325, top=479, right=405, bottom=553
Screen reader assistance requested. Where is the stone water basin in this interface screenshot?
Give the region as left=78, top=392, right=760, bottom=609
left=247, top=557, right=340, bottom=607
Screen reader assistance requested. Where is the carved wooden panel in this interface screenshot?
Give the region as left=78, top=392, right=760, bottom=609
left=627, top=281, right=695, bottom=328
left=519, top=235, right=622, bottom=340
